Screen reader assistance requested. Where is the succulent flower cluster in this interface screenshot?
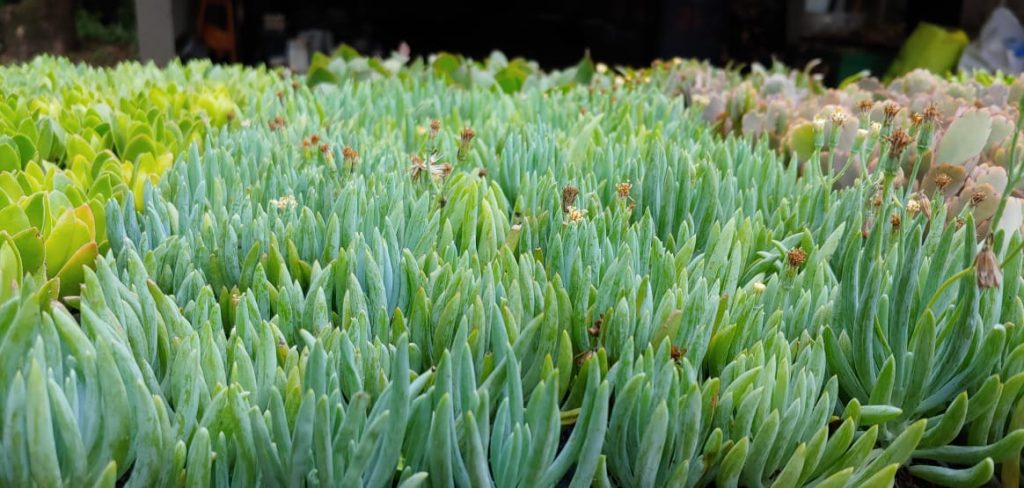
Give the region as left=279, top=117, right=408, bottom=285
left=649, top=62, right=1024, bottom=239
left=3, top=51, right=1024, bottom=488
left=0, top=57, right=276, bottom=302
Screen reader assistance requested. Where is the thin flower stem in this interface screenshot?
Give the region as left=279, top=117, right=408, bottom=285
left=1001, top=238, right=1024, bottom=268
left=925, top=267, right=974, bottom=314
left=903, top=151, right=925, bottom=202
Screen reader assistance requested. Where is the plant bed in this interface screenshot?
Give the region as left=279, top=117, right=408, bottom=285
left=1, top=50, right=1024, bottom=487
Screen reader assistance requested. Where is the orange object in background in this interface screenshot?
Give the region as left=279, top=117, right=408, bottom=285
left=197, top=0, right=238, bottom=62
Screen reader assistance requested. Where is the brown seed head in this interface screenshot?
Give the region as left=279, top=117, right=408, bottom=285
left=890, top=213, right=901, bottom=230
left=342, top=146, right=358, bottom=161
left=310, top=134, right=320, bottom=145
left=935, top=173, right=952, bottom=190
left=861, top=218, right=873, bottom=239
left=882, top=101, right=901, bottom=122
left=429, top=119, right=441, bottom=138
left=460, top=127, right=475, bottom=145
left=923, top=104, right=941, bottom=122
left=886, top=128, right=913, bottom=158
left=910, top=112, right=924, bottom=126
left=670, top=346, right=687, bottom=362
left=477, top=168, right=488, bottom=178
left=971, top=189, right=988, bottom=206
left=787, top=247, right=807, bottom=268
left=562, top=185, right=580, bottom=213
left=858, top=100, right=874, bottom=113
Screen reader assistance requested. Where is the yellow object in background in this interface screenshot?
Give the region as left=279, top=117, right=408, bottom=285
left=885, top=22, right=970, bottom=81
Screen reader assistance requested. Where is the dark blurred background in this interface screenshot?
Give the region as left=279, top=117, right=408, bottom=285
left=0, top=0, right=1018, bottom=84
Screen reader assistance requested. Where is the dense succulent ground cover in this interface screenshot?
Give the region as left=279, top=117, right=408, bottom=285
left=4, top=51, right=1024, bottom=487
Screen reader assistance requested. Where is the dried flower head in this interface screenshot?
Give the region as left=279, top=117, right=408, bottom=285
left=616, top=182, right=632, bottom=199
left=955, top=217, right=966, bottom=230
left=934, top=173, right=952, bottom=190
left=890, top=212, right=901, bottom=230
left=871, top=188, right=884, bottom=207
left=429, top=119, right=441, bottom=138
left=310, top=134, right=320, bottom=145
left=319, top=143, right=331, bottom=156
left=971, top=188, right=988, bottom=207
left=910, top=112, right=924, bottom=126
left=409, top=155, right=427, bottom=180
left=476, top=168, right=488, bottom=178
left=922, top=104, right=941, bottom=122
left=430, top=162, right=453, bottom=181
left=268, top=115, right=286, bottom=130
left=787, top=247, right=807, bottom=268
left=975, top=239, right=1002, bottom=289
left=858, top=100, right=874, bottom=113
left=342, top=146, right=358, bottom=161
left=562, top=185, right=580, bottom=213
left=460, top=127, right=475, bottom=146
left=670, top=346, right=687, bottom=362
left=886, top=128, right=913, bottom=158
left=882, top=101, right=901, bottom=122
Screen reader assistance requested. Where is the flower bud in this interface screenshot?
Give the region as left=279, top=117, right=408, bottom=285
left=975, top=241, right=1002, bottom=289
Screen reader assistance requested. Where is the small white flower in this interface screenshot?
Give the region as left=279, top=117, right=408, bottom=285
left=270, top=195, right=297, bottom=209
left=830, top=108, right=847, bottom=126
left=906, top=199, right=921, bottom=215
left=567, top=206, right=587, bottom=223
